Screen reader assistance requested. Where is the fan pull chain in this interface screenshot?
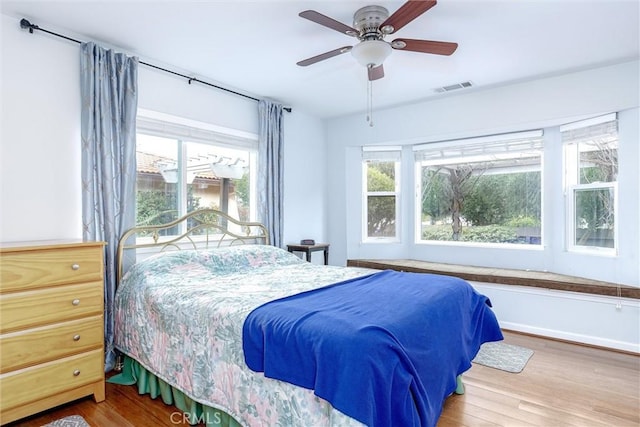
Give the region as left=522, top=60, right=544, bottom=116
left=366, top=69, right=374, bottom=127
left=366, top=77, right=370, bottom=124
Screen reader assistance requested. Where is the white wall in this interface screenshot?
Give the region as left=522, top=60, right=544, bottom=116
left=327, top=60, right=640, bottom=352
left=473, top=282, right=639, bottom=353
left=282, top=112, right=329, bottom=262
left=1, top=14, right=82, bottom=242
left=0, top=14, right=328, bottom=249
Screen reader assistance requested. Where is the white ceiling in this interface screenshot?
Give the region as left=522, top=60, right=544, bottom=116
left=2, top=0, right=639, bottom=119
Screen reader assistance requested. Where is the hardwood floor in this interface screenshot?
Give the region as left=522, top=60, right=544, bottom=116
left=5, top=331, right=639, bottom=427
left=439, top=332, right=639, bottom=427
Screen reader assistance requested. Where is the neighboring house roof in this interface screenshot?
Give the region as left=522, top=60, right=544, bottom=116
left=137, top=151, right=218, bottom=180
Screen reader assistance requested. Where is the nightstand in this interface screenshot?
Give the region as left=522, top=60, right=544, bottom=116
left=287, top=243, right=329, bottom=265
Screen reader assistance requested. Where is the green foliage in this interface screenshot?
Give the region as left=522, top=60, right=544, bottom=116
left=461, top=176, right=507, bottom=226
left=420, top=163, right=541, bottom=244
left=463, top=225, right=519, bottom=243
left=573, top=144, right=616, bottom=247
left=233, top=173, right=250, bottom=221
left=505, top=215, right=540, bottom=228
left=136, top=190, right=178, bottom=226
left=136, top=187, right=202, bottom=235
left=421, top=170, right=449, bottom=222
left=234, top=173, right=249, bottom=206
left=461, top=172, right=541, bottom=226
left=421, top=225, right=455, bottom=241
left=579, top=143, right=618, bottom=184
left=367, top=196, right=395, bottom=237
left=581, top=166, right=609, bottom=184
left=367, top=163, right=395, bottom=192
left=366, top=162, right=396, bottom=237
left=422, top=225, right=519, bottom=243
left=575, top=188, right=614, bottom=237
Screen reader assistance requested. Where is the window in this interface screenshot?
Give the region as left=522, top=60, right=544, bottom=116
left=415, top=131, right=543, bottom=245
left=362, top=147, right=401, bottom=241
left=562, top=113, right=618, bottom=252
left=135, top=114, right=258, bottom=236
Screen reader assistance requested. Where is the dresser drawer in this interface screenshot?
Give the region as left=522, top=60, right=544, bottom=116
left=0, top=349, right=103, bottom=413
left=0, top=315, right=103, bottom=373
left=0, top=245, right=103, bottom=293
left=0, top=282, right=103, bottom=333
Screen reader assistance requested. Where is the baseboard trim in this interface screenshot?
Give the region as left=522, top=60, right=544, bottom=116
left=500, top=321, right=640, bottom=355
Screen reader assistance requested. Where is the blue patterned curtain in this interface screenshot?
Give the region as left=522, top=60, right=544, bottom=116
left=80, top=42, right=138, bottom=372
left=258, top=100, right=285, bottom=248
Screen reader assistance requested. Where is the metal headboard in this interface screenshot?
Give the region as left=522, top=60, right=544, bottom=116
left=116, top=208, right=270, bottom=283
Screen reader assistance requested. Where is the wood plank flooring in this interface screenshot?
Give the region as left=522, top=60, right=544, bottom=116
left=4, top=331, right=639, bottom=427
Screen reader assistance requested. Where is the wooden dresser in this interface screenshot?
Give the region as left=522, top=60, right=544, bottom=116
left=0, top=240, right=106, bottom=424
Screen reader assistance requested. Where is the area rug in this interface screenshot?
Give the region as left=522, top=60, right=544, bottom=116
left=41, top=415, right=90, bottom=427
left=472, top=341, right=534, bottom=373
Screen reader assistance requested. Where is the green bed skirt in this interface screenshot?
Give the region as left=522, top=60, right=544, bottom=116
left=108, top=356, right=466, bottom=426
left=107, top=356, right=242, bottom=427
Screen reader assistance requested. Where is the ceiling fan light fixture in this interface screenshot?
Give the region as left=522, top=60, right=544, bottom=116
left=351, top=40, right=392, bottom=67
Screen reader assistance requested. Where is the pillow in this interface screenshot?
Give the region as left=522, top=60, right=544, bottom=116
left=124, top=244, right=303, bottom=281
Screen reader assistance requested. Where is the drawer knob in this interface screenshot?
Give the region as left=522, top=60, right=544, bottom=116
left=71, top=264, right=80, bottom=270
left=73, top=369, right=81, bottom=377
left=73, top=334, right=81, bottom=341
left=72, top=299, right=80, bottom=306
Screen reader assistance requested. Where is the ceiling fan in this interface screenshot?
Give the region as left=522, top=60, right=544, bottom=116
left=296, top=0, right=458, bottom=81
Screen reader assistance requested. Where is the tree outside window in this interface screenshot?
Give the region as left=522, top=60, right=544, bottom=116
left=416, top=132, right=543, bottom=245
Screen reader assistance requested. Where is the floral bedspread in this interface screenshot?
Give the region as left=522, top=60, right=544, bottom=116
left=114, top=245, right=371, bottom=427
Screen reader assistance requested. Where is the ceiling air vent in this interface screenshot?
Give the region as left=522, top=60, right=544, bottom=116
left=434, top=81, right=473, bottom=93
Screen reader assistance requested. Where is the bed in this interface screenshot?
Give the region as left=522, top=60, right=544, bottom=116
left=111, top=209, right=503, bottom=427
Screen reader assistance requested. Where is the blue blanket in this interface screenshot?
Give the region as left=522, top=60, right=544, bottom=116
left=243, top=270, right=503, bottom=427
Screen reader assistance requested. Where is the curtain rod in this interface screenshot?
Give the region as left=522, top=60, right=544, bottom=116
left=19, top=18, right=292, bottom=113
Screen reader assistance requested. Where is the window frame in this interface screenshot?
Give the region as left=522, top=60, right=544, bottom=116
left=413, top=130, right=544, bottom=247
left=562, top=113, right=619, bottom=254
left=362, top=147, right=401, bottom=243
left=135, top=110, right=259, bottom=242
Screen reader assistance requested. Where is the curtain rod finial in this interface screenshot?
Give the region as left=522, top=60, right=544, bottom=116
left=20, top=18, right=38, bottom=33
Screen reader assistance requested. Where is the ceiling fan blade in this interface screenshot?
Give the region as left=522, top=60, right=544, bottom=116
left=296, top=46, right=353, bottom=67
left=299, top=10, right=358, bottom=36
left=392, top=38, right=458, bottom=55
left=368, top=65, right=385, bottom=81
left=380, top=0, right=437, bottom=34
